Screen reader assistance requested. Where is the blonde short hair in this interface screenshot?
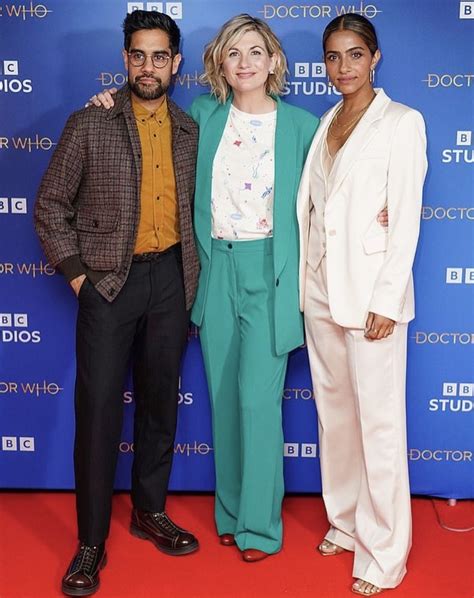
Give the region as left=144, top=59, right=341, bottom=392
left=201, top=14, right=288, bottom=103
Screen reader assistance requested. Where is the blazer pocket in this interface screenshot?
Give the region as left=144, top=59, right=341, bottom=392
left=77, top=211, right=120, bottom=271
left=362, top=232, right=388, bottom=255
left=76, top=211, right=119, bottom=233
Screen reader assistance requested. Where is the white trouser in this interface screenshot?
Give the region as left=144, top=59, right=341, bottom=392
left=304, top=257, right=411, bottom=588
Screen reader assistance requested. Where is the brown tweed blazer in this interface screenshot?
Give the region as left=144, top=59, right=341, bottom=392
left=34, top=85, right=199, bottom=308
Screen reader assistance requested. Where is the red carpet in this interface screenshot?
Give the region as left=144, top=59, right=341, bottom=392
left=0, top=493, right=472, bottom=597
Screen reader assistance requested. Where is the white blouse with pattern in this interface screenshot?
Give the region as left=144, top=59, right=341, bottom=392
left=211, top=104, right=276, bottom=240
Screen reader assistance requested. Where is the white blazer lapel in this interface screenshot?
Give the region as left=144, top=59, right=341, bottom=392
left=327, top=89, right=391, bottom=202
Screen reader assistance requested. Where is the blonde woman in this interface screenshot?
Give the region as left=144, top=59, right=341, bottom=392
left=297, top=13, right=427, bottom=595
left=189, top=14, right=318, bottom=561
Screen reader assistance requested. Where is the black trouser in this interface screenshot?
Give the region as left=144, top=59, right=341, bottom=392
left=74, top=246, right=188, bottom=545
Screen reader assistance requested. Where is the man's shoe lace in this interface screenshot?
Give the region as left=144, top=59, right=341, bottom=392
left=151, top=512, right=184, bottom=535
left=73, top=544, right=100, bottom=575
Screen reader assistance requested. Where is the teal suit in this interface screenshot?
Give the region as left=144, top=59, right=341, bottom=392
left=190, top=93, right=319, bottom=552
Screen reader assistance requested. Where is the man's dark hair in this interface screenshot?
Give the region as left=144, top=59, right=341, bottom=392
left=123, top=10, right=181, bottom=55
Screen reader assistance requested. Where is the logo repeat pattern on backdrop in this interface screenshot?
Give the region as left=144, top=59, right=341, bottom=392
left=0, top=0, right=472, bottom=498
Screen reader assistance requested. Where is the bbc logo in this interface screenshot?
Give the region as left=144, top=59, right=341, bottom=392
left=127, top=2, right=182, bottom=19
left=0, top=197, right=27, bottom=214
left=459, top=2, right=474, bottom=18
left=2, top=60, right=18, bottom=76
left=1, top=436, right=35, bottom=451
left=284, top=443, right=317, bottom=457
left=443, top=383, right=473, bottom=396
left=294, top=62, right=326, bottom=78
left=446, top=268, right=474, bottom=284
left=0, top=313, right=28, bottom=327
left=456, top=131, right=472, bottom=146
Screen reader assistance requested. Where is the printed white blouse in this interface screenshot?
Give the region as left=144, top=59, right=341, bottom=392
left=211, top=104, right=276, bottom=240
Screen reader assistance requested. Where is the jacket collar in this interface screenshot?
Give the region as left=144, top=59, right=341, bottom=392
left=106, top=84, right=193, bottom=133
left=321, top=88, right=390, bottom=125
left=324, top=88, right=391, bottom=200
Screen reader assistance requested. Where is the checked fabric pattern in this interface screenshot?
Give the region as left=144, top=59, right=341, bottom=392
left=35, top=85, right=199, bottom=308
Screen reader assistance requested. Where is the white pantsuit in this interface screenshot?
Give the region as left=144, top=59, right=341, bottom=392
left=297, top=90, right=427, bottom=588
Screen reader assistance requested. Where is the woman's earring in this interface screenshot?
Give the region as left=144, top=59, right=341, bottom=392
left=370, top=68, right=375, bottom=84
left=327, top=75, right=333, bottom=87
left=269, top=69, right=275, bottom=75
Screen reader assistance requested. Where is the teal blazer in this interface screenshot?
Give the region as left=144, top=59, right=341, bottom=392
left=189, top=93, right=319, bottom=356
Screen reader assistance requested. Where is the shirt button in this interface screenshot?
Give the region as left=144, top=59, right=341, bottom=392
left=156, top=196, right=160, bottom=201
left=276, top=278, right=280, bottom=287
left=227, top=243, right=232, bottom=249
left=328, top=230, right=336, bottom=236
left=108, top=288, right=116, bottom=297
left=156, top=164, right=159, bottom=168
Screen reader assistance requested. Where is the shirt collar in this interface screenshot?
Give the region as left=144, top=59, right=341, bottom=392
left=132, top=94, right=168, bottom=125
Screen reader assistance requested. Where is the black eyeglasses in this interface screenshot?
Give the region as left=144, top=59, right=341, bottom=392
left=128, top=50, right=172, bottom=69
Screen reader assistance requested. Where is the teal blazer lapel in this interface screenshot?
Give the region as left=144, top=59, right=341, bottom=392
left=273, top=97, right=297, bottom=278
left=194, top=97, right=232, bottom=259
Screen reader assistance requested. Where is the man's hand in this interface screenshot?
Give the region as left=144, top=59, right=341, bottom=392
left=70, top=274, right=87, bottom=297
left=364, top=312, right=395, bottom=341
left=87, top=88, right=118, bottom=109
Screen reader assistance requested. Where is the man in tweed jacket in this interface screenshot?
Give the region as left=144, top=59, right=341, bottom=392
left=35, top=11, right=199, bottom=597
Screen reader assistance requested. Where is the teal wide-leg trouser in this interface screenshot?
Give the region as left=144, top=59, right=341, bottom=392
left=199, top=238, right=288, bottom=554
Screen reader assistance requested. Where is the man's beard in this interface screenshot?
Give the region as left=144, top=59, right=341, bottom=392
left=129, top=74, right=169, bottom=101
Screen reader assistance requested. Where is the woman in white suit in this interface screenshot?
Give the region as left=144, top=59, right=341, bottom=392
left=297, top=14, right=427, bottom=595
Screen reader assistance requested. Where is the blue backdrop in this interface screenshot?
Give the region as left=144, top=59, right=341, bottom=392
left=0, top=0, right=473, bottom=498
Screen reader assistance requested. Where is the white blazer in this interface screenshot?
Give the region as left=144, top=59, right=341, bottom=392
left=297, top=89, right=427, bottom=328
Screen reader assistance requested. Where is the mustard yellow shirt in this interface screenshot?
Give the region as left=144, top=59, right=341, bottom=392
left=132, top=95, right=180, bottom=254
